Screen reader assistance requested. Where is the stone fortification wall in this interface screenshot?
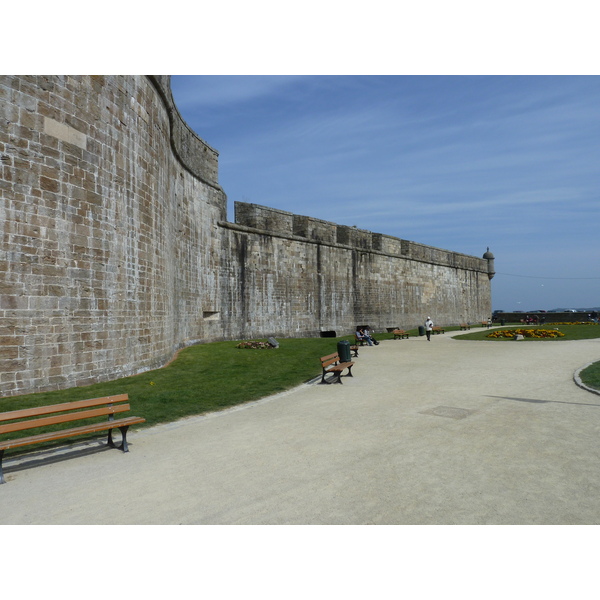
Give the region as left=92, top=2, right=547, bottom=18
left=0, top=75, right=491, bottom=398
left=223, top=203, right=491, bottom=338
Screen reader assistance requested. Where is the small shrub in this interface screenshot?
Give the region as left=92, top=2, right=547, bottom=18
left=236, top=341, right=274, bottom=349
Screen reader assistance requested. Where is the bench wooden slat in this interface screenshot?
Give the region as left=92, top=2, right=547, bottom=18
left=0, top=404, right=131, bottom=435
left=0, top=394, right=129, bottom=423
left=322, top=357, right=340, bottom=369
left=0, top=416, right=145, bottom=451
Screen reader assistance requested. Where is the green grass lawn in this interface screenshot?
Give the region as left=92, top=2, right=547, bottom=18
left=1, top=336, right=363, bottom=453
left=580, top=361, right=600, bottom=391
left=1, top=336, right=356, bottom=429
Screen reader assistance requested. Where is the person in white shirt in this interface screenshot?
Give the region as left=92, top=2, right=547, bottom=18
left=424, top=317, right=434, bottom=341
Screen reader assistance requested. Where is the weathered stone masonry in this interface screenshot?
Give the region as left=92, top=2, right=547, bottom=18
left=224, top=203, right=492, bottom=340
left=0, top=75, right=492, bottom=397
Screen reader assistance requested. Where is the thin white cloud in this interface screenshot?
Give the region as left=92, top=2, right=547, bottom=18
left=171, top=75, right=305, bottom=111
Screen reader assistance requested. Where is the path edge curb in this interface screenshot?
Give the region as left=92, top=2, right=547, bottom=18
left=574, top=362, right=600, bottom=396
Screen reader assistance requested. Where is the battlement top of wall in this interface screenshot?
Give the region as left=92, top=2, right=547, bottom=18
left=233, top=201, right=487, bottom=271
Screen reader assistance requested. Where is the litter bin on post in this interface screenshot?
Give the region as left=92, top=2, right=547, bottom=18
left=337, top=340, right=351, bottom=363
left=418, top=325, right=425, bottom=337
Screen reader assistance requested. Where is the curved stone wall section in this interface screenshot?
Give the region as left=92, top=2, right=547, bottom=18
left=0, top=75, right=226, bottom=396
left=148, top=76, right=223, bottom=197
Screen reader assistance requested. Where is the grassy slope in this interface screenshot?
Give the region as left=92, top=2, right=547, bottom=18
left=1, top=337, right=351, bottom=427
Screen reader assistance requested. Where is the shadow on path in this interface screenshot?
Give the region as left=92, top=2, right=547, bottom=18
left=3, top=441, right=123, bottom=476
left=485, top=395, right=600, bottom=408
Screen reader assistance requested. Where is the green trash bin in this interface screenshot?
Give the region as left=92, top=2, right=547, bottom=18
left=337, top=340, right=351, bottom=363
left=418, top=325, right=425, bottom=336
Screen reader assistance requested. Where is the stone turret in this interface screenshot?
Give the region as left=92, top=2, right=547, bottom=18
left=483, top=247, right=495, bottom=279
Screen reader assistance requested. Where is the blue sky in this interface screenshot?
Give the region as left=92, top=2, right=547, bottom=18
left=171, top=75, right=600, bottom=312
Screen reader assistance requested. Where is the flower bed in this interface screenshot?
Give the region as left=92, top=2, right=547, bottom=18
left=487, top=328, right=565, bottom=339
left=236, top=341, right=274, bottom=349
left=545, top=322, right=599, bottom=326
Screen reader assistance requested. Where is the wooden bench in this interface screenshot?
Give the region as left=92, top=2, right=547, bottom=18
left=432, top=326, right=445, bottom=334
left=350, top=344, right=359, bottom=357
left=354, top=333, right=366, bottom=346
left=320, top=352, right=354, bottom=384
left=0, top=394, right=145, bottom=484
left=460, top=323, right=470, bottom=330
left=392, top=329, right=409, bottom=339
left=481, top=321, right=492, bottom=329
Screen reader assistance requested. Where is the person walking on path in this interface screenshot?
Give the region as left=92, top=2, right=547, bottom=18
left=425, top=316, right=434, bottom=341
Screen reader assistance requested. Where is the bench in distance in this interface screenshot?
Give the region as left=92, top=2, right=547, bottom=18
left=392, top=329, right=409, bottom=339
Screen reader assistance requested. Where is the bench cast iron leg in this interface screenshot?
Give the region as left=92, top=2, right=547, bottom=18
left=0, top=449, right=5, bottom=484
left=107, top=426, right=131, bottom=452
left=320, top=370, right=342, bottom=384
left=321, top=373, right=337, bottom=384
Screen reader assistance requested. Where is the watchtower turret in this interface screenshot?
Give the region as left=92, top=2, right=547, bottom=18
left=483, top=247, right=495, bottom=280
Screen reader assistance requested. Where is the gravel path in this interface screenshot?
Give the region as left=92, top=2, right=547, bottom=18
left=3, top=330, right=600, bottom=524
